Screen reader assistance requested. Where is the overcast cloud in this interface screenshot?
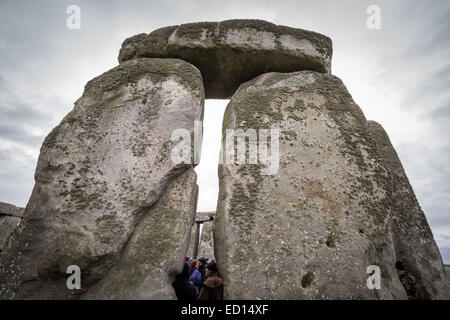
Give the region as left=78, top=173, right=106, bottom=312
left=0, top=0, right=449, bottom=263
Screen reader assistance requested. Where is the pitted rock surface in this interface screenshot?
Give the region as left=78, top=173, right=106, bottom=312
left=118, top=19, right=332, bottom=98
left=0, top=58, right=204, bottom=299
left=214, top=71, right=407, bottom=299
left=368, top=121, right=450, bottom=299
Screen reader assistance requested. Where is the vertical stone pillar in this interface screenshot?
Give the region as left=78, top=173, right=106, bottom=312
left=0, top=58, right=204, bottom=299
left=193, top=222, right=201, bottom=259
left=214, top=71, right=406, bottom=299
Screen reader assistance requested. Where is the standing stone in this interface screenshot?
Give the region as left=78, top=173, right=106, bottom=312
left=0, top=202, right=24, bottom=251
left=0, top=202, right=24, bottom=218
left=0, top=58, right=204, bottom=299
left=186, top=223, right=197, bottom=258
left=214, top=71, right=406, bottom=299
left=368, top=121, right=450, bottom=299
left=118, top=19, right=332, bottom=99
left=186, top=211, right=214, bottom=259
left=198, top=221, right=215, bottom=261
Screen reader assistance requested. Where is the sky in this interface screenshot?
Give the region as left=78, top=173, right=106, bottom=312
left=0, top=0, right=449, bottom=263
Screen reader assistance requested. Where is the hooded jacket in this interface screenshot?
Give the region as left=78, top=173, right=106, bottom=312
left=197, top=272, right=223, bottom=300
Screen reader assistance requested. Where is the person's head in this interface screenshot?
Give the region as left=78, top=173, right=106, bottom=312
left=206, top=261, right=218, bottom=277
left=198, top=257, right=207, bottom=268
left=207, top=259, right=212, bottom=264
left=190, top=260, right=198, bottom=270
left=395, top=261, right=405, bottom=275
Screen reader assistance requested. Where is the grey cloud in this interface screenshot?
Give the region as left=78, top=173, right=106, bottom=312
left=428, top=104, right=450, bottom=119
left=402, top=6, right=450, bottom=59
left=419, top=64, right=450, bottom=97
left=0, top=148, right=36, bottom=207
left=437, top=248, right=450, bottom=265
left=439, top=234, right=450, bottom=242
left=0, top=126, right=44, bottom=147
left=0, top=85, right=53, bottom=147
left=1, top=101, right=49, bottom=125
left=402, top=64, right=450, bottom=109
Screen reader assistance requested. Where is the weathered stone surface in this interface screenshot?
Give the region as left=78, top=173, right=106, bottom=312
left=368, top=121, right=450, bottom=299
left=195, top=211, right=214, bottom=223
left=214, top=71, right=406, bottom=299
left=118, top=19, right=332, bottom=99
left=82, top=168, right=198, bottom=299
left=0, top=216, right=21, bottom=251
left=186, top=221, right=215, bottom=261
left=186, top=223, right=197, bottom=258
left=0, top=202, right=24, bottom=251
left=186, top=211, right=214, bottom=258
left=0, top=58, right=204, bottom=299
left=0, top=202, right=24, bottom=218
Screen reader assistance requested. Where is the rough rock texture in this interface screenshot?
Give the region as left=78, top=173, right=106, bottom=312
left=82, top=168, right=198, bottom=299
left=195, top=211, right=215, bottom=223
left=368, top=121, right=450, bottom=299
left=0, top=202, right=25, bottom=218
left=0, top=216, right=21, bottom=251
left=0, top=58, right=204, bottom=299
left=186, top=222, right=215, bottom=260
left=186, top=224, right=197, bottom=258
left=214, top=71, right=406, bottom=299
left=0, top=202, right=24, bottom=251
left=118, top=19, right=332, bottom=99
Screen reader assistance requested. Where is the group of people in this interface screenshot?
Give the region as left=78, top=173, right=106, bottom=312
left=172, top=256, right=223, bottom=301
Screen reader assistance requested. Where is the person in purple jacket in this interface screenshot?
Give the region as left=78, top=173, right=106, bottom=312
left=189, top=260, right=202, bottom=296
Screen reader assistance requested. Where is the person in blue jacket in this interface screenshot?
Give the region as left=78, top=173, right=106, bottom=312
left=189, top=260, right=202, bottom=296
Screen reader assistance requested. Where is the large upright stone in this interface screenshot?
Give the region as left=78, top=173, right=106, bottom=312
left=0, top=58, right=204, bottom=299
left=118, top=19, right=332, bottom=99
left=0, top=202, right=24, bottom=251
left=186, top=224, right=198, bottom=258
left=186, top=211, right=214, bottom=259
left=198, top=220, right=215, bottom=261
left=0, top=202, right=24, bottom=218
left=368, top=121, right=450, bottom=299
left=214, top=71, right=406, bottom=299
